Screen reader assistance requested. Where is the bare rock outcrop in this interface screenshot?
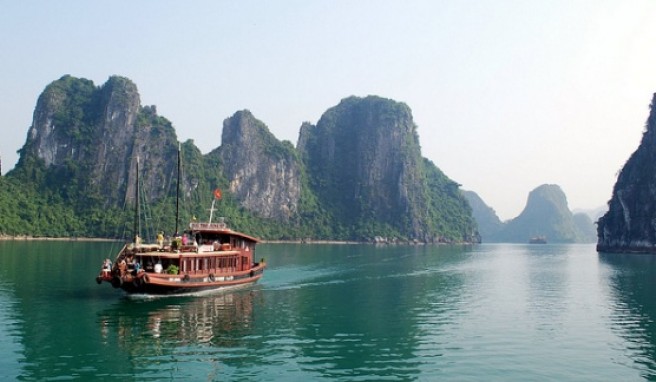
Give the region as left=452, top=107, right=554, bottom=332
left=217, top=110, right=301, bottom=221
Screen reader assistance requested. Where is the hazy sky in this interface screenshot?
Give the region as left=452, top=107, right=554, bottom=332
left=2, top=1, right=656, bottom=220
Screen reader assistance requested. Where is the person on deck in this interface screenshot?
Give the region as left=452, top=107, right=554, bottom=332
left=102, top=258, right=112, bottom=275
left=118, top=259, right=127, bottom=276
left=157, top=232, right=164, bottom=248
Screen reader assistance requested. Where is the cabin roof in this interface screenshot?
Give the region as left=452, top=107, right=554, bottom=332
left=188, top=222, right=260, bottom=243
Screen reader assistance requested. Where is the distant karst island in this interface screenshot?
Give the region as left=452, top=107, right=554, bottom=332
left=464, top=185, right=597, bottom=244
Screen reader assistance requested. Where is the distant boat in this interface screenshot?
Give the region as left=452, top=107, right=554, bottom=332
left=95, top=149, right=265, bottom=296
left=529, top=236, right=547, bottom=244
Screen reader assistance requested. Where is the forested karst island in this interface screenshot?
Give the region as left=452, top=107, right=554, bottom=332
left=0, top=75, right=479, bottom=243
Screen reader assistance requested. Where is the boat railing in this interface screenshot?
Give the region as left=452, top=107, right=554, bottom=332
left=180, top=244, right=198, bottom=252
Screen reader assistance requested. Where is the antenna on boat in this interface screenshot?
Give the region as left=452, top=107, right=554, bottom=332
left=175, top=143, right=181, bottom=236
left=208, top=199, right=216, bottom=224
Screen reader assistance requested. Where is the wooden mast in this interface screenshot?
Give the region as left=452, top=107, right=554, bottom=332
left=175, top=143, right=181, bottom=236
left=134, top=156, right=140, bottom=245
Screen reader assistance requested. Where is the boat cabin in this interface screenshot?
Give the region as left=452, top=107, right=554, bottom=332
left=124, top=222, right=259, bottom=279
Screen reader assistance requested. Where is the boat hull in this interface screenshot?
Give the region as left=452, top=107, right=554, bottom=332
left=99, top=263, right=265, bottom=296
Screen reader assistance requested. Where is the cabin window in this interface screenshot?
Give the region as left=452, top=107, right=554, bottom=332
left=218, top=256, right=236, bottom=271
left=182, top=259, right=190, bottom=273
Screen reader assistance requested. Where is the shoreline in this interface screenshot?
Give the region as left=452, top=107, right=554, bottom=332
left=262, top=240, right=362, bottom=245
left=260, top=240, right=467, bottom=245
left=0, top=236, right=370, bottom=244
left=0, top=235, right=117, bottom=242
left=0, top=236, right=477, bottom=245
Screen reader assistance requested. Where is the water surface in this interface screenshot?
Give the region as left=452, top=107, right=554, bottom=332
left=0, top=241, right=655, bottom=380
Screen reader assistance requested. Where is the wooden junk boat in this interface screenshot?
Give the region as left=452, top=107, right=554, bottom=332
left=96, top=218, right=266, bottom=295
left=96, top=154, right=265, bottom=296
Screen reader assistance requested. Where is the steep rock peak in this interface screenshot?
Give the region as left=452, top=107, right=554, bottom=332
left=221, top=110, right=258, bottom=146
left=219, top=110, right=301, bottom=221
left=495, top=184, right=583, bottom=243
left=524, top=184, right=569, bottom=213
left=298, top=94, right=477, bottom=242
left=99, top=75, right=141, bottom=124
left=23, top=75, right=142, bottom=168
left=16, top=74, right=181, bottom=209
left=27, top=75, right=96, bottom=166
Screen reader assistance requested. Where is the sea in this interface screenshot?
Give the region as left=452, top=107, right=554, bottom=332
left=0, top=241, right=655, bottom=381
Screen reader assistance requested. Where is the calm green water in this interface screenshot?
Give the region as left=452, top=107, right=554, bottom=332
left=0, top=241, right=655, bottom=381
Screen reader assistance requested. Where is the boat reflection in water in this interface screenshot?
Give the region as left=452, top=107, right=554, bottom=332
left=99, top=289, right=260, bottom=349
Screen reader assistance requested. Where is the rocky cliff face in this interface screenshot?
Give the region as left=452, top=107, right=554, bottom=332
left=17, top=75, right=179, bottom=206
left=298, top=96, right=478, bottom=242
left=597, top=94, right=656, bottom=253
left=216, top=110, right=301, bottom=221
left=298, top=96, right=421, bottom=223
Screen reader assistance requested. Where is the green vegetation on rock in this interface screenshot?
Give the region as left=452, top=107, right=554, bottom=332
left=1, top=76, right=480, bottom=244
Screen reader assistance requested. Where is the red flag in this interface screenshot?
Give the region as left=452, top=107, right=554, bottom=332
left=213, top=188, right=222, bottom=199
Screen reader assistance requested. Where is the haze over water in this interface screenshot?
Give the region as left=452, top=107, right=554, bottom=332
left=1, top=241, right=655, bottom=380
